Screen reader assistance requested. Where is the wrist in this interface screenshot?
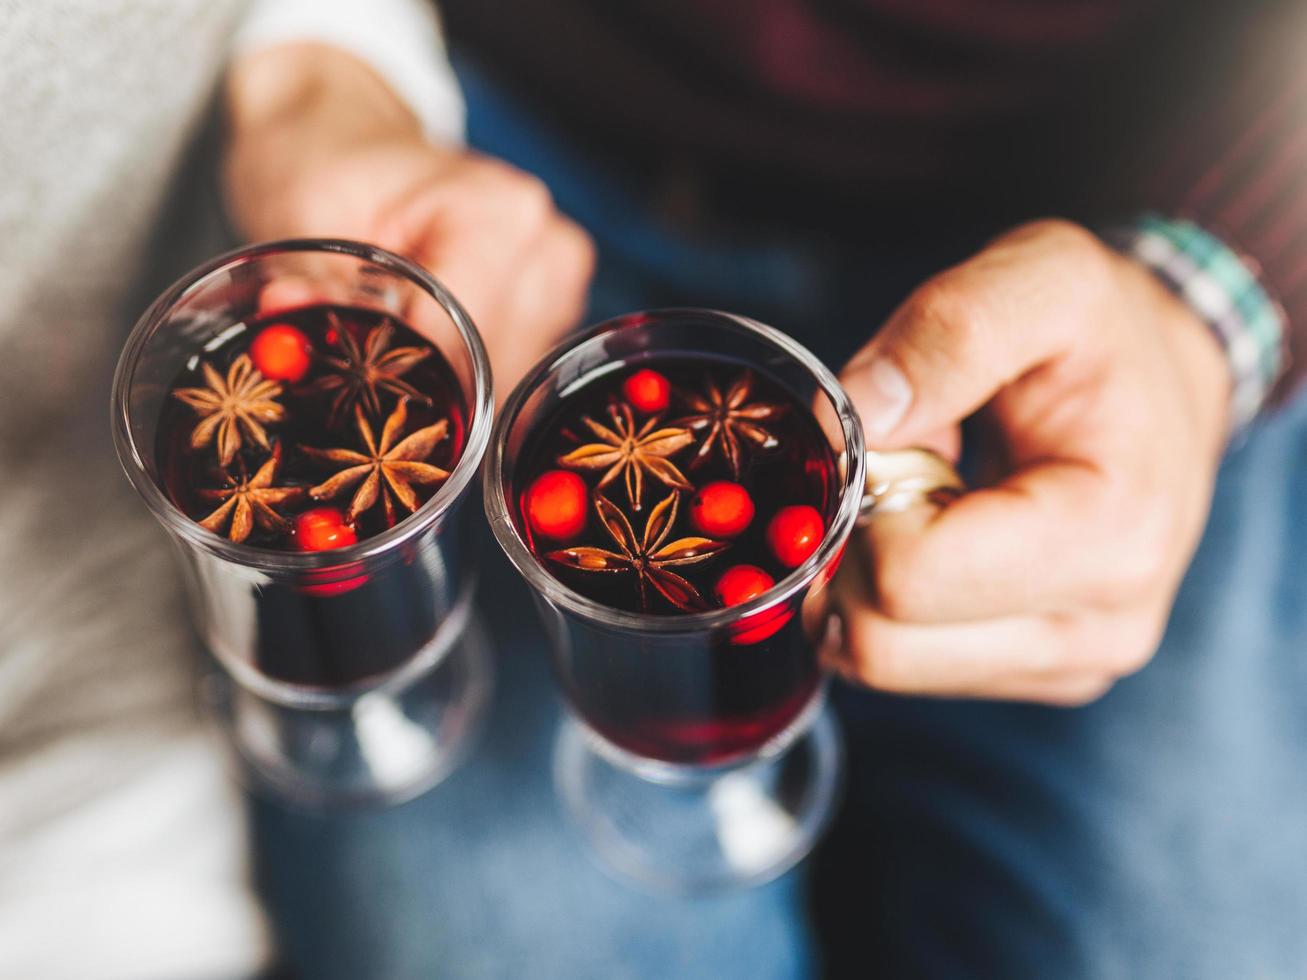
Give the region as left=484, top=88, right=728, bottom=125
left=1099, top=236, right=1231, bottom=466
left=1143, top=258, right=1234, bottom=460
left=227, top=42, right=419, bottom=145
left=223, top=43, right=429, bottom=239
left=1105, top=214, right=1287, bottom=435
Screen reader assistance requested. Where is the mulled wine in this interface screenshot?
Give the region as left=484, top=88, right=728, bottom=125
left=154, top=303, right=468, bottom=686
left=513, top=359, right=837, bottom=763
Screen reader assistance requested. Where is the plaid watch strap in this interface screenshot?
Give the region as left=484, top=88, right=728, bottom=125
left=1107, top=214, right=1286, bottom=433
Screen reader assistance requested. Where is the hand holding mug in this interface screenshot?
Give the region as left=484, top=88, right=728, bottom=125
left=828, top=220, right=1231, bottom=705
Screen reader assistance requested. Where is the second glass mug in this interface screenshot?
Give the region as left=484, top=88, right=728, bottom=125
left=485, top=310, right=871, bottom=892
left=111, top=240, right=495, bottom=808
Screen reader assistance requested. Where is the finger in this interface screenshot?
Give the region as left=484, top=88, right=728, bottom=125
left=947, top=672, right=1114, bottom=707
left=827, top=554, right=1165, bottom=693
left=823, top=598, right=1063, bottom=696
left=863, top=456, right=1127, bottom=622
left=824, top=642, right=1113, bottom=706
left=823, top=600, right=1124, bottom=705
left=421, top=222, right=591, bottom=405
left=483, top=216, right=594, bottom=396
left=412, top=233, right=518, bottom=341
left=393, top=220, right=535, bottom=394
left=840, top=221, right=1106, bottom=448
left=383, top=169, right=558, bottom=333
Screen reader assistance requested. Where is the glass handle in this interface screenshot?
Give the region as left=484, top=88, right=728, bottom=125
left=858, top=448, right=965, bottom=525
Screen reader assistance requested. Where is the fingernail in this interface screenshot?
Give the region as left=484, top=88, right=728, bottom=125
left=856, top=359, right=913, bottom=437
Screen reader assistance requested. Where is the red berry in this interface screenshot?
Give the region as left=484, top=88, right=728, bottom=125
left=622, top=368, right=671, bottom=414
left=766, top=505, right=824, bottom=568
left=715, top=565, right=775, bottom=607
left=299, top=565, right=369, bottom=597
left=690, top=481, right=755, bottom=538
left=294, top=507, right=357, bottom=552
left=250, top=323, right=313, bottom=382
left=716, top=565, right=791, bottom=644
left=526, top=470, right=588, bottom=540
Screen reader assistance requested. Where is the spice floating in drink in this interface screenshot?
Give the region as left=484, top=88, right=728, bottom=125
left=156, top=304, right=467, bottom=551
left=509, top=358, right=841, bottom=763
left=512, top=359, right=836, bottom=762
left=515, top=360, right=832, bottom=616
left=152, top=304, right=469, bottom=687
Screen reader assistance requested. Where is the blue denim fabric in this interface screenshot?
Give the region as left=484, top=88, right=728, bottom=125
left=816, top=392, right=1307, bottom=978
left=252, top=549, right=817, bottom=980
left=252, top=59, right=1307, bottom=979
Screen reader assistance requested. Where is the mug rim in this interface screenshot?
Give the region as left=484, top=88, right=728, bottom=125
left=110, top=238, right=494, bottom=575
left=482, top=308, right=866, bottom=635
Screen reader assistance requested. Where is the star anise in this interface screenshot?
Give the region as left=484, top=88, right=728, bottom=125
left=546, top=490, right=728, bottom=612
left=304, top=313, right=431, bottom=426
left=301, top=398, right=449, bottom=527
left=172, top=354, right=286, bottom=467
left=194, top=443, right=304, bottom=544
left=556, top=402, right=693, bottom=510
left=676, top=372, right=784, bottom=478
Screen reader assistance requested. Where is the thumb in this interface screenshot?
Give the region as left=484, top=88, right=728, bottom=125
left=840, top=232, right=1091, bottom=447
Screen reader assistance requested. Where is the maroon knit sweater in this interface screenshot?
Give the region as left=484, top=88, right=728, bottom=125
left=443, top=0, right=1307, bottom=392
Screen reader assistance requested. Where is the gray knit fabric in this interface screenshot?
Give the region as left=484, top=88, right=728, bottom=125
left=0, top=2, right=272, bottom=977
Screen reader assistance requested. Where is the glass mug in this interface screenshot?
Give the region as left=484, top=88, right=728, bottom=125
left=112, top=240, right=494, bottom=808
left=485, top=309, right=869, bottom=891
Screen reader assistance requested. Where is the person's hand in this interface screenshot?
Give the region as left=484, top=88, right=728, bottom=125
left=222, top=43, right=595, bottom=396
left=826, top=220, right=1231, bottom=705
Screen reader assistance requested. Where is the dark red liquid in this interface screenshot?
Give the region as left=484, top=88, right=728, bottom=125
left=156, top=305, right=467, bottom=547
left=514, top=359, right=837, bottom=764
left=155, top=304, right=469, bottom=687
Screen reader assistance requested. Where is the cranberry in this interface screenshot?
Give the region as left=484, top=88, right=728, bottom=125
left=716, top=564, right=791, bottom=644
left=249, top=323, right=313, bottom=383
left=622, top=368, right=671, bottom=414
left=294, top=507, right=357, bottom=552
left=690, top=480, right=755, bottom=538
left=766, top=504, right=824, bottom=568
left=526, top=469, right=588, bottom=540
left=715, top=564, right=775, bottom=607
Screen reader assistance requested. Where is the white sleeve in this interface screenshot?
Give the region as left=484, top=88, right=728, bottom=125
left=234, top=0, right=465, bottom=146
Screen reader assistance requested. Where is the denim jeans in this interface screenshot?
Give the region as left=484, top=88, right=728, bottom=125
left=252, top=59, right=1307, bottom=979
